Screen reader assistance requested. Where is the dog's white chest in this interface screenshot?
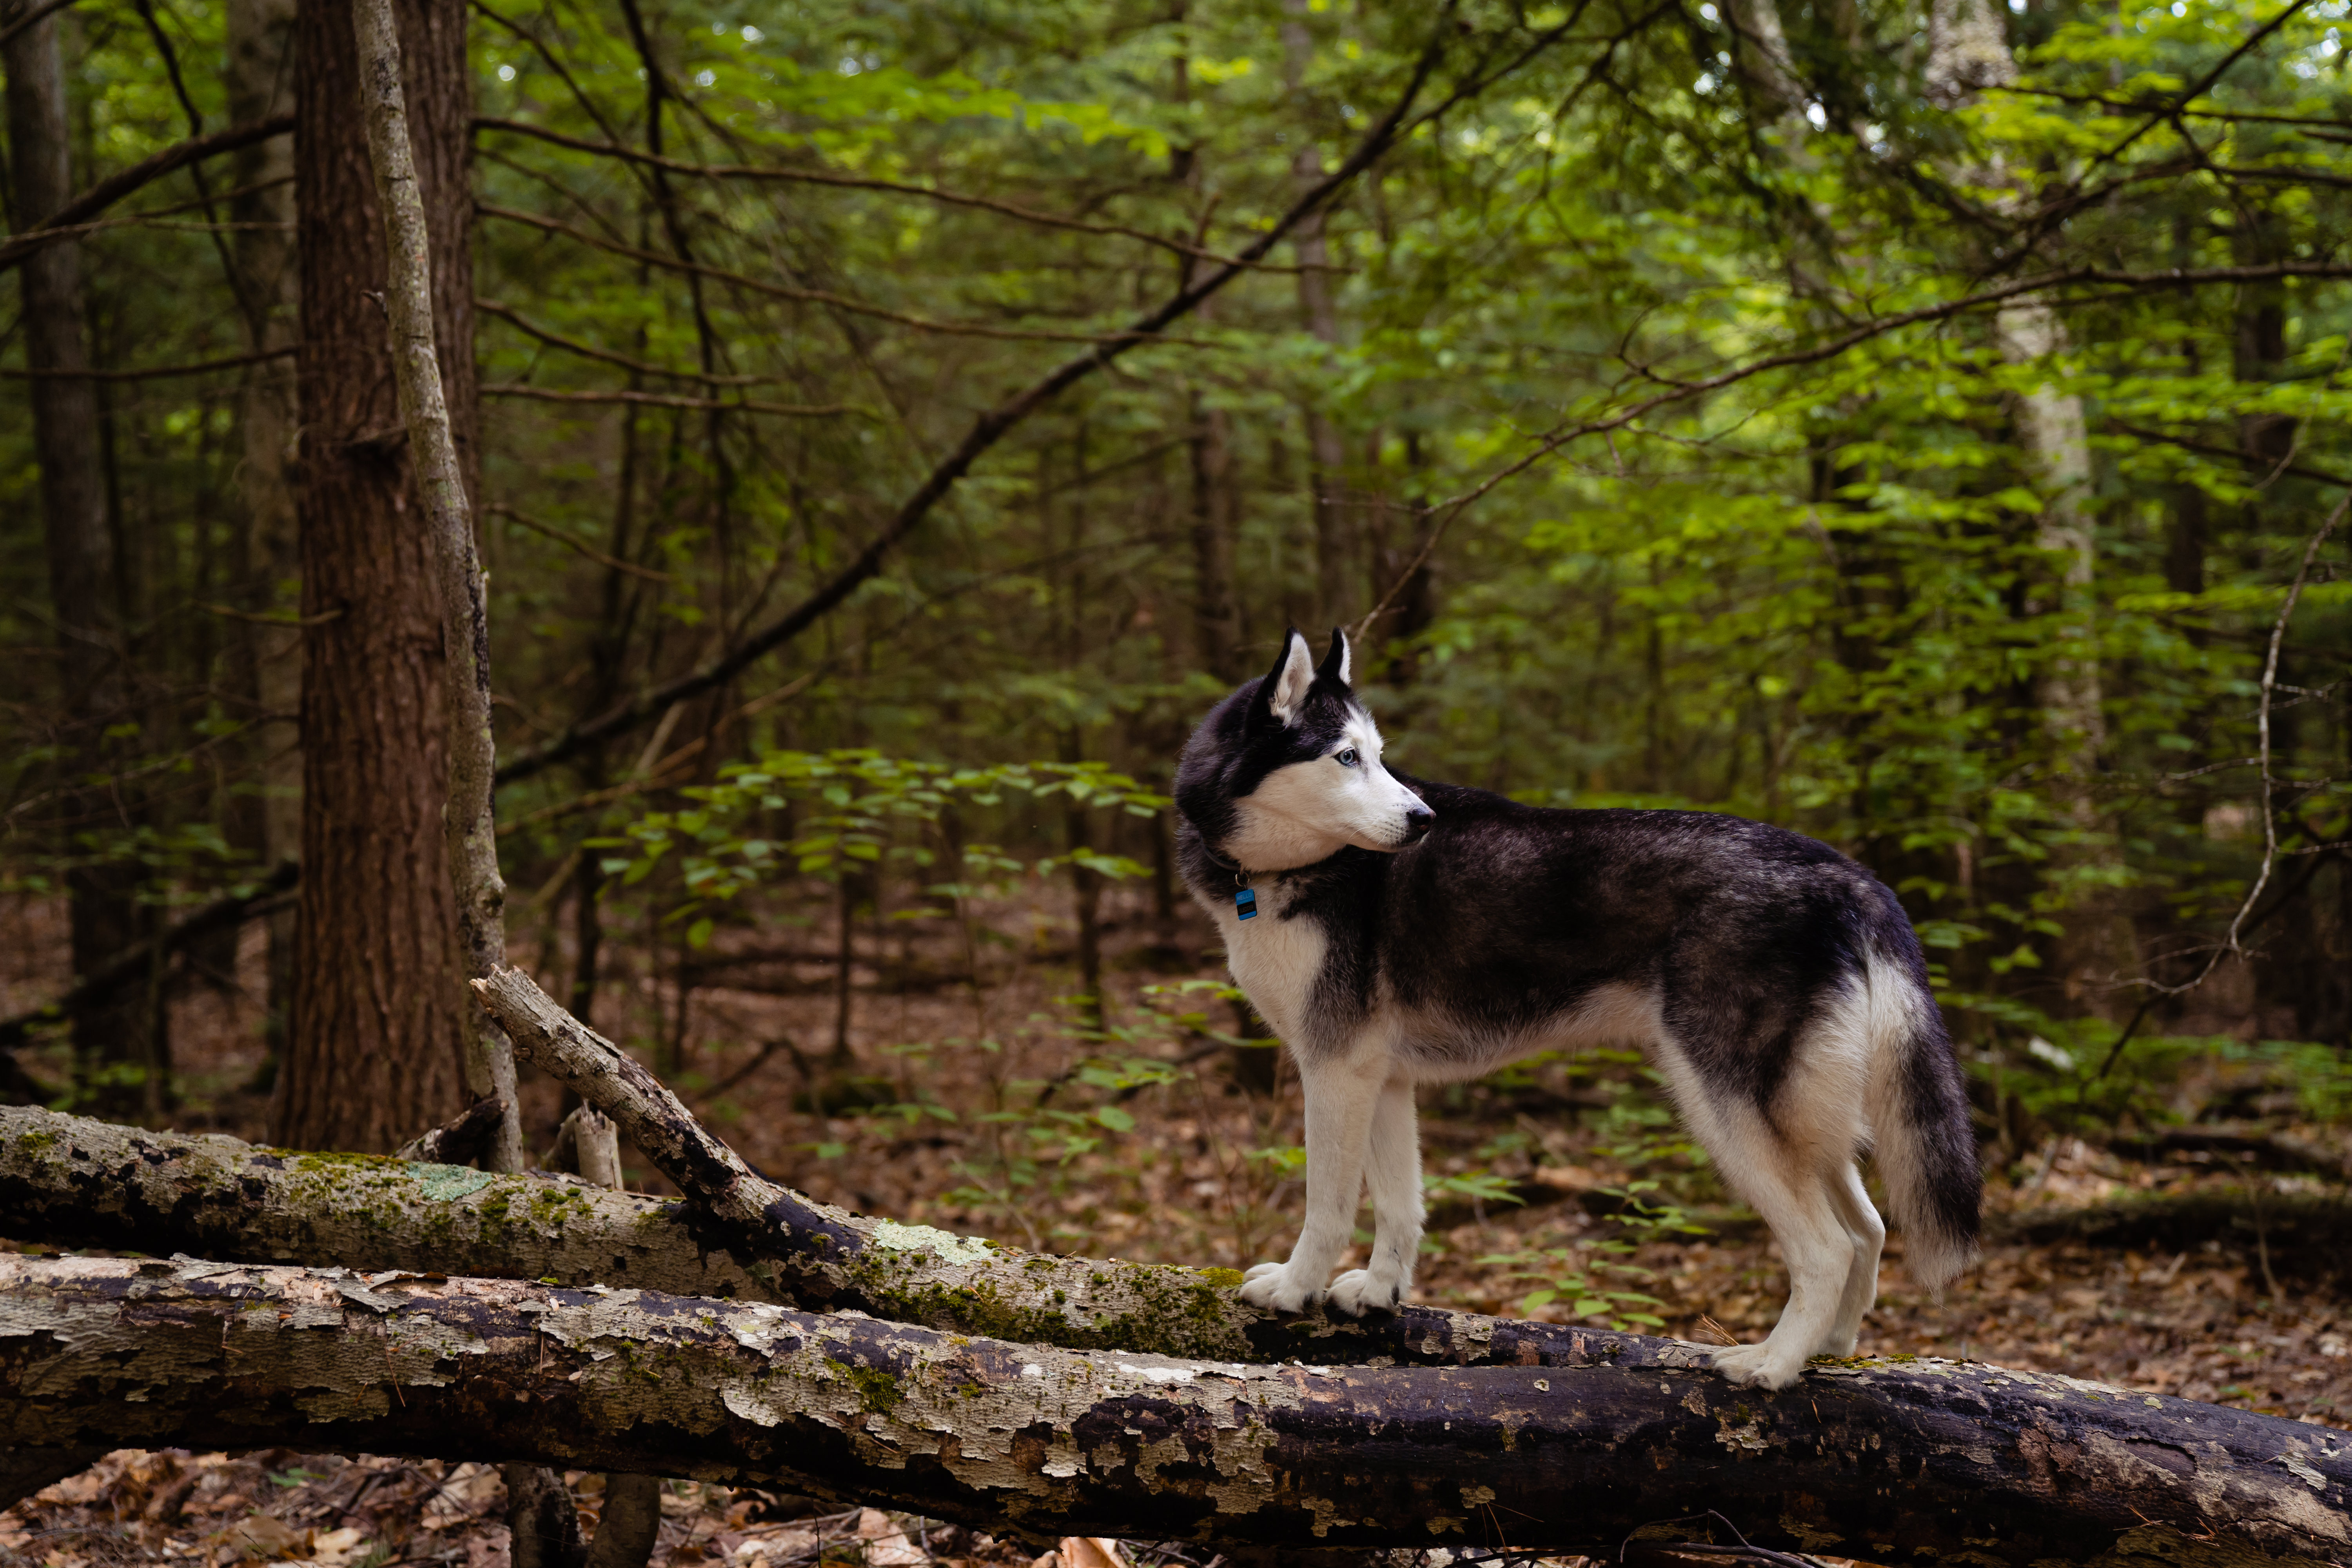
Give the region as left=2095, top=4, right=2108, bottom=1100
left=1210, top=892, right=1327, bottom=1047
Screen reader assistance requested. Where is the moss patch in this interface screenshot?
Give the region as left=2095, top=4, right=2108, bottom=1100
left=842, top=1362, right=904, bottom=1415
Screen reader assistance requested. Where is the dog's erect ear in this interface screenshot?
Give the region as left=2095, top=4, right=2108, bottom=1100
left=1318, top=627, right=1351, bottom=688
left=1256, top=628, right=1316, bottom=726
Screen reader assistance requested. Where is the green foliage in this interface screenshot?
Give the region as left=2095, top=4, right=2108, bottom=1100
left=593, top=748, right=1165, bottom=945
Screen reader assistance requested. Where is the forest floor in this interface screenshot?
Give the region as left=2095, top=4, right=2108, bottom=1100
left=4, top=882, right=2350, bottom=1568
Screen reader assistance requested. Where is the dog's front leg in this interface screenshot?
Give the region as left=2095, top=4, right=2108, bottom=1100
left=1239, top=1048, right=1388, bottom=1314
left=1327, top=1071, right=1421, bottom=1316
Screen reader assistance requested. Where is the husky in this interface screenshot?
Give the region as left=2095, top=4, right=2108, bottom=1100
left=1174, top=627, right=1981, bottom=1390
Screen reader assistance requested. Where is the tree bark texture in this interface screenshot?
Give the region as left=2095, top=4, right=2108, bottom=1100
left=278, top=0, right=480, bottom=1153
left=4, top=4, right=145, bottom=1085
left=3, top=1255, right=2347, bottom=1566
left=348, top=0, right=523, bottom=1174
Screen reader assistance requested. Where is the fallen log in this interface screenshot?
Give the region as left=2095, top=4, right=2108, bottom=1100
left=1997, top=1188, right=2352, bottom=1265
left=0, top=1102, right=1676, bottom=1370
left=4, top=1255, right=2345, bottom=1566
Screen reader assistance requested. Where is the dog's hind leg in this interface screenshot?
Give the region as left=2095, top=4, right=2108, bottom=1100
left=1328, top=1070, right=1421, bottom=1316
left=1823, top=1160, right=1886, bottom=1357
left=1240, top=1045, right=1390, bottom=1315
left=1705, top=1145, right=1857, bottom=1390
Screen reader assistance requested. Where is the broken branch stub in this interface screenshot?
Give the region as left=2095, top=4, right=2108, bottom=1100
left=4, top=1255, right=2345, bottom=1565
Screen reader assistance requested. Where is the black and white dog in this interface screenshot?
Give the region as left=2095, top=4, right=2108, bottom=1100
left=1174, top=628, right=1981, bottom=1389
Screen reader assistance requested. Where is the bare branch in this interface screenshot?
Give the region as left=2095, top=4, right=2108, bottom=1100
left=477, top=203, right=1220, bottom=347
left=0, top=114, right=292, bottom=273
left=473, top=116, right=1314, bottom=275
left=483, top=383, right=851, bottom=416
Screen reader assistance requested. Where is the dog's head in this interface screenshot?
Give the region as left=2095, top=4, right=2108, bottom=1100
left=1176, top=627, right=1434, bottom=872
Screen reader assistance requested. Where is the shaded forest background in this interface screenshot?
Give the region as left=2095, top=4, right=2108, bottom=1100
left=4, top=0, right=2350, bottom=1250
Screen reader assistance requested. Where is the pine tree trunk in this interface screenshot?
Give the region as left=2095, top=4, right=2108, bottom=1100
left=274, top=0, right=479, bottom=1152
left=1280, top=0, right=1353, bottom=630
left=348, top=0, right=522, bottom=1172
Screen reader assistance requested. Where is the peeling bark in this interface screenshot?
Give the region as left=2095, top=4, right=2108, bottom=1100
left=2, top=1256, right=2345, bottom=1565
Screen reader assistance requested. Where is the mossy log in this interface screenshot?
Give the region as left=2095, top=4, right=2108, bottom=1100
left=0, top=1102, right=1638, bottom=1368
left=5, top=1255, right=2348, bottom=1566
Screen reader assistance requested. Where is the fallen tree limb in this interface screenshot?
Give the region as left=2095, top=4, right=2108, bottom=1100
left=0, top=1101, right=1657, bottom=1368
left=2100, top=1124, right=2352, bottom=1181
left=1997, top=1187, right=2352, bottom=1263
left=4, top=1255, right=2345, bottom=1565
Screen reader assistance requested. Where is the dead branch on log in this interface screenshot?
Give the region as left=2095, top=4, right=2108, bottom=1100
left=4, top=1255, right=2344, bottom=1564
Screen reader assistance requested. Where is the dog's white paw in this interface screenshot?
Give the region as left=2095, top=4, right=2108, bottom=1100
left=1325, top=1269, right=1404, bottom=1318
left=1238, top=1261, right=1323, bottom=1314
left=1710, top=1341, right=1804, bottom=1390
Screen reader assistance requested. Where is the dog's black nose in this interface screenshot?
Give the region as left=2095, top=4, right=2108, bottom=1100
left=1398, top=802, right=1434, bottom=844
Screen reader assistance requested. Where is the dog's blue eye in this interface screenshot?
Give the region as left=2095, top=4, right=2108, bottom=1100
left=1336, top=748, right=1359, bottom=767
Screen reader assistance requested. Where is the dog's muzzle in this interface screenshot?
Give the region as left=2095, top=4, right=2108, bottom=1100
left=1395, top=801, right=1435, bottom=846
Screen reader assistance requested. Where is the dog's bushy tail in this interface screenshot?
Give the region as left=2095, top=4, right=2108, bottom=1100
left=1860, top=895, right=1983, bottom=1294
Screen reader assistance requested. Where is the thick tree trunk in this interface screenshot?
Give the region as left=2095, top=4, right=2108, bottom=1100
left=4, top=5, right=147, bottom=1097
left=275, top=0, right=480, bottom=1152
left=350, top=0, right=523, bottom=1172
left=3, top=1255, right=2345, bottom=1565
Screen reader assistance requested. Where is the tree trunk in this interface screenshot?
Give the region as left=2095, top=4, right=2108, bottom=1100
left=3, top=1255, right=2345, bottom=1566
left=1279, top=0, right=1353, bottom=630
left=4, top=4, right=146, bottom=1099
left=225, top=0, right=304, bottom=1082
left=349, top=0, right=523, bottom=1172
left=274, top=0, right=479, bottom=1152
left=1994, top=302, right=2136, bottom=1016
left=1187, top=393, right=1242, bottom=680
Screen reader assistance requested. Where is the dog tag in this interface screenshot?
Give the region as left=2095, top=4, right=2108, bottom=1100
left=1234, top=886, right=1257, bottom=920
